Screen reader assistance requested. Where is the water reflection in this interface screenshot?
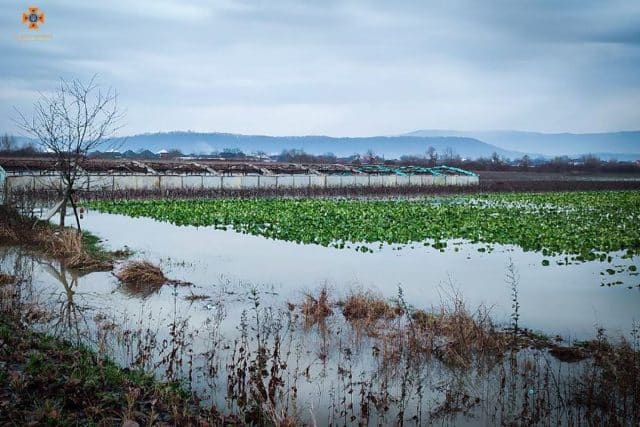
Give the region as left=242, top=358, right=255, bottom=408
left=119, top=276, right=165, bottom=299
left=80, top=211, right=640, bottom=339
left=0, top=246, right=35, bottom=311
left=1, top=210, right=639, bottom=424
left=39, top=260, right=88, bottom=343
left=1, top=248, right=637, bottom=424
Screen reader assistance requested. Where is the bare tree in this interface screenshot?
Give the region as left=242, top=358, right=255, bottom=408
left=582, top=153, right=601, bottom=171
left=14, top=76, right=125, bottom=231
left=441, top=147, right=461, bottom=165
left=426, top=146, right=438, bottom=166
left=491, top=151, right=505, bottom=169
left=364, top=149, right=377, bottom=164
left=519, top=154, right=531, bottom=170
left=0, top=133, right=16, bottom=152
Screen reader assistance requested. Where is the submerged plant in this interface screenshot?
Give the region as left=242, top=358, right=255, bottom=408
left=506, top=259, right=520, bottom=335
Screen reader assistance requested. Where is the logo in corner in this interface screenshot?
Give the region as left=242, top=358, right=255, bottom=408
left=22, top=7, right=45, bottom=30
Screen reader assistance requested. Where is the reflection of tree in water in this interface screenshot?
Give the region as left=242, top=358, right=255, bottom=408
left=0, top=247, right=107, bottom=345
left=0, top=246, right=34, bottom=280
left=0, top=246, right=36, bottom=306
left=39, top=260, right=93, bottom=344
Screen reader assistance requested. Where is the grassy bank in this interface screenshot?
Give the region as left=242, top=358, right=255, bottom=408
left=0, top=311, right=237, bottom=425
left=0, top=206, right=125, bottom=271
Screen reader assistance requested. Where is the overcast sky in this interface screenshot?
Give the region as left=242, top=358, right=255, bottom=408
left=1, top=0, right=639, bottom=136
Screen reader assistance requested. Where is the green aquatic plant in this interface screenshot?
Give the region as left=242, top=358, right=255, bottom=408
left=89, top=191, right=640, bottom=259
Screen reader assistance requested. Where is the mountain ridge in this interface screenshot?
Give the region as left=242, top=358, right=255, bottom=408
left=118, top=131, right=526, bottom=160
left=9, top=130, right=640, bottom=160
left=404, top=130, right=640, bottom=159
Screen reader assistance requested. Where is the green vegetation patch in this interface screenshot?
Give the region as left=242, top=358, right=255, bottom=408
left=89, top=191, right=640, bottom=259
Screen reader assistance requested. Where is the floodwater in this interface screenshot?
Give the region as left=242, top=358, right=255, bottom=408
left=2, top=210, right=639, bottom=424
left=78, top=210, right=639, bottom=339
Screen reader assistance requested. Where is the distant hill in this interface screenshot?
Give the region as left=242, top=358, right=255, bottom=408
left=404, top=130, right=640, bottom=160
left=13, top=129, right=639, bottom=160
left=119, top=131, right=524, bottom=160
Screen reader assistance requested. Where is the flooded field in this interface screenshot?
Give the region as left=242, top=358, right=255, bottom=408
left=82, top=211, right=638, bottom=338
left=2, top=192, right=639, bottom=424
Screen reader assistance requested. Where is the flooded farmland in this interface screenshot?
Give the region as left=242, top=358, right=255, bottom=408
left=82, top=211, right=639, bottom=338
left=1, top=199, right=639, bottom=425
left=4, top=2, right=640, bottom=423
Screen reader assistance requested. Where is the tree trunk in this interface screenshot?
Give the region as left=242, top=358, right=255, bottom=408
left=59, top=198, right=67, bottom=229
left=69, top=193, right=82, bottom=233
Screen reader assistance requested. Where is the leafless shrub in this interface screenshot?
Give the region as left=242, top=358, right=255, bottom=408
left=301, top=287, right=333, bottom=328
left=407, top=294, right=508, bottom=368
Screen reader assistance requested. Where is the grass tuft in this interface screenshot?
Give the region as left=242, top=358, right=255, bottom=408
left=342, top=291, right=402, bottom=324
left=116, top=261, right=167, bottom=297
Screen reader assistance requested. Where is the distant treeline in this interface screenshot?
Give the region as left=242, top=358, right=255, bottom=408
left=1, top=133, right=638, bottom=173
left=392, top=152, right=640, bottom=174
left=0, top=134, right=39, bottom=157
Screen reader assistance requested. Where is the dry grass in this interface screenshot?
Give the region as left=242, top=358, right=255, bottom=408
left=0, top=206, right=28, bottom=244
left=334, top=292, right=513, bottom=371
left=0, top=206, right=112, bottom=271
left=116, top=261, right=168, bottom=297
left=296, top=288, right=549, bottom=371
left=407, top=297, right=508, bottom=368
left=570, top=333, right=640, bottom=421
left=411, top=309, right=439, bottom=329
left=341, top=291, right=402, bottom=324
left=301, top=287, right=333, bottom=328
left=0, top=225, right=18, bottom=242
left=0, top=272, right=17, bottom=286
left=40, top=229, right=109, bottom=270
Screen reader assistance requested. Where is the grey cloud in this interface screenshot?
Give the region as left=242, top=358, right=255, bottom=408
left=0, top=0, right=638, bottom=136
